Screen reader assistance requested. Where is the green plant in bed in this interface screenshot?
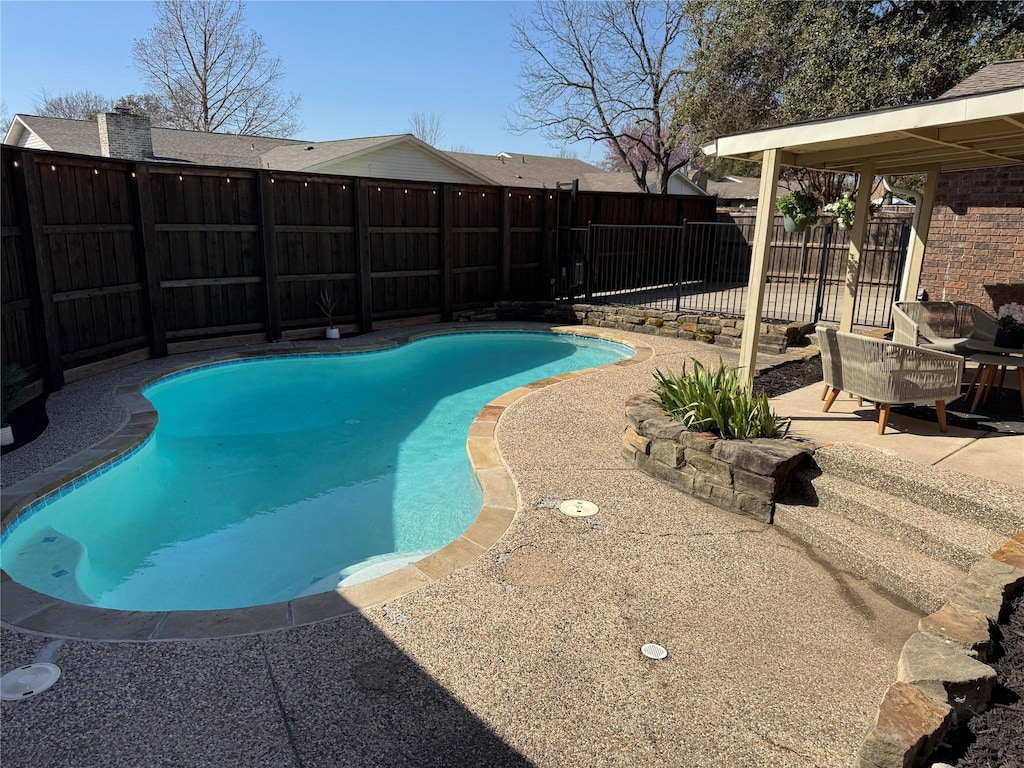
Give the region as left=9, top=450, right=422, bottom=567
left=653, top=359, right=789, bottom=439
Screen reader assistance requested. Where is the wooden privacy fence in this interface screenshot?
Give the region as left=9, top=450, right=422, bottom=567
left=0, top=147, right=716, bottom=390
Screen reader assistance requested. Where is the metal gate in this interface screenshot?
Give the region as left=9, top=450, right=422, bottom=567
left=554, top=218, right=911, bottom=328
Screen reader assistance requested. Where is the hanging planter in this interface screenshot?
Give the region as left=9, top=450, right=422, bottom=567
left=776, top=191, right=820, bottom=234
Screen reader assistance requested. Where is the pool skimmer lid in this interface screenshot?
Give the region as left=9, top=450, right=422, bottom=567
left=560, top=499, right=598, bottom=517
left=1, top=663, right=61, bottom=700
left=641, top=644, right=668, bottom=660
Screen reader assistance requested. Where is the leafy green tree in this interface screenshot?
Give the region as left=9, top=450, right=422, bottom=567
left=677, top=0, right=1024, bottom=199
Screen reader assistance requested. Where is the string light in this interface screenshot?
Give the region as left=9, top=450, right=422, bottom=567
left=178, top=175, right=183, bottom=182
left=93, top=169, right=99, bottom=175
left=12, top=160, right=19, bottom=168
left=51, top=165, right=56, bottom=171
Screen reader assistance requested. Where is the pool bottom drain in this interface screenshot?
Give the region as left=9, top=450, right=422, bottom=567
left=560, top=499, right=599, bottom=517
left=0, top=663, right=61, bottom=700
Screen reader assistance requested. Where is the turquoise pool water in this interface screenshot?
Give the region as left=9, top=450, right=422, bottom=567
left=1, top=332, right=630, bottom=611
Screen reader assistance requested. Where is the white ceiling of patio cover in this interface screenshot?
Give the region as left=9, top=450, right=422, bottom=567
left=702, top=88, right=1024, bottom=174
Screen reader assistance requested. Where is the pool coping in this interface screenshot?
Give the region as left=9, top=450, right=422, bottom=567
left=0, top=324, right=652, bottom=641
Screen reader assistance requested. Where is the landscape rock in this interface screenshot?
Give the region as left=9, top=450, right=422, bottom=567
left=855, top=682, right=953, bottom=768
left=896, top=632, right=996, bottom=722
left=918, top=603, right=992, bottom=660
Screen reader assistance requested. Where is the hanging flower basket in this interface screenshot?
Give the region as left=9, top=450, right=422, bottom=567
left=776, top=191, right=820, bottom=234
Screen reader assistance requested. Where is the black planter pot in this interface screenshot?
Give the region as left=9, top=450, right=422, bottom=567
left=993, top=326, right=1024, bottom=349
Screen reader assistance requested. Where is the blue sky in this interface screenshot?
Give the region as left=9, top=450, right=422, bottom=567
left=0, top=0, right=599, bottom=160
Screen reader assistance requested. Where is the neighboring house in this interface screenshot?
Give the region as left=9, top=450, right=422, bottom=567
left=703, top=175, right=799, bottom=208
left=3, top=111, right=706, bottom=194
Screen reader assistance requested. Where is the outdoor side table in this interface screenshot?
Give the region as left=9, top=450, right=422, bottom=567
left=965, top=340, right=1024, bottom=413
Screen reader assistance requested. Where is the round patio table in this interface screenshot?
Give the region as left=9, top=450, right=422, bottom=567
left=964, top=340, right=1024, bottom=413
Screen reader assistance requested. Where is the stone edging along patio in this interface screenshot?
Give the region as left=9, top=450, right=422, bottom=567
left=0, top=325, right=653, bottom=642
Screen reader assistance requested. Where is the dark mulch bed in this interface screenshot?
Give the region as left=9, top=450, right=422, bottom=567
left=933, top=592, right=1024, bottom=768
left=752, top=355, right=823, bottom=398
left=1, top=393, right=49, bottom=456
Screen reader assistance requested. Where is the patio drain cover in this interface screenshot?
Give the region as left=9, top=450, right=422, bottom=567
left=560, top=499, right=598, bottom=517
left=0, top=663, right=61, bottom=700
left=641, top=643, right=668, bottom=660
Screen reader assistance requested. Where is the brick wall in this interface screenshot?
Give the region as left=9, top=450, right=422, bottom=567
left=919, top=165, right=1024, bottom=313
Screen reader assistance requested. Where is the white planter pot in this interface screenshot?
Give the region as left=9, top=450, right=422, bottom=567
left=1, top=424, right=13, bottom=447
left=325, top=327, right=340, bottom=339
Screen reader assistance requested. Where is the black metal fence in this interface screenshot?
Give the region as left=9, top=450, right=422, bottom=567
left=556, top=216, right=911, bottom=327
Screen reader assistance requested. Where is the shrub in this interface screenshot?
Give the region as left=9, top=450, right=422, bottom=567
left=652, top=359, right=790, bottom=440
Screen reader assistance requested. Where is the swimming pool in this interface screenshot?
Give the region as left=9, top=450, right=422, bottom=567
left=1, top=332, right=631, bottom=611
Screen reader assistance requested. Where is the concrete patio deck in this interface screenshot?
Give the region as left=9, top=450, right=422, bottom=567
left=1, top=324, right=1018, bottom=767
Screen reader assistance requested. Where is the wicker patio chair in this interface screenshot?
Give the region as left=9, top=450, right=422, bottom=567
left=817, top=328, right=964, bottom=434
left=892, top=301, right=997, bottom=353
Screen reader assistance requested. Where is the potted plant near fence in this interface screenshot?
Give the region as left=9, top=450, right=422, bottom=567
left=2, top=364, right=29, bottom=447
left=315, top=289, right=340, bottom=339
left=824, top=193, right=881, bottom=229
left=775, top=191, right=821, bottom=233
left=995, top=302, right=1024, bottom=349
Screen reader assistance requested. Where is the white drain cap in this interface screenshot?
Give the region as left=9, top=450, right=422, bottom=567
left=559, top=499, right=598, bottom=517
left=641, top=643, right=668, bottom=660
left=0, top=663, right=61, bottom=700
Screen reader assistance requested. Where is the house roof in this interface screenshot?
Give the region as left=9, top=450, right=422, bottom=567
left=702, top=61, right=1024, bottom=175
left=940, top=59, right=1024, bottom=100
left=3, top=114, right=678, bottom=191
left=446, top=151, right=641, bottom=191
left=4, top=114, right=304, bottom=167
left=705, top=175, right=797, bottom=201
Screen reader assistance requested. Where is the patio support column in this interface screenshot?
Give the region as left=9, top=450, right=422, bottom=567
left=738, top=148, right=782, bottom=383
left=838, top=160, right=876, bottom=332
left=900, top=168, right=939, bottom=301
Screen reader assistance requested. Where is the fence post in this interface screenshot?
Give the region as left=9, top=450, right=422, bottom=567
left=584, top=222, right=595, bottom=303
left=440, top=183, right=453, bottom=321
left=132, top=164, right=167, bottom=358
left=355, top=178, right=373, bottom=332
left=674, top=220, right=687, bottom=312
left=257, top=171, right=281, bottom=341
left=14, top=153, right=64, bottom=389
left=500, top=187, right=512, bottom=302
left=813, top=222, right=834, bottom=323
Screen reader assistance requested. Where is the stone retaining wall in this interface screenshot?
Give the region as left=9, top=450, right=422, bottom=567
left=856, top=535, right=1024, bottom=768
left=489, top=301, right=812, bottom=354
left=622, top=392, right=814, bottom=522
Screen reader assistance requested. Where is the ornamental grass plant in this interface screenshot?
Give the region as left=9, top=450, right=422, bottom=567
left=652, top=359, right=790, bottom=440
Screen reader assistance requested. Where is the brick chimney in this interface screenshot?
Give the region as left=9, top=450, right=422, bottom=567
left=97, top=107, right=153, bottom=160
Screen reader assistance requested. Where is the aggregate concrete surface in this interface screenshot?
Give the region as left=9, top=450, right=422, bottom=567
left=1, top=325, right=923, bottom=767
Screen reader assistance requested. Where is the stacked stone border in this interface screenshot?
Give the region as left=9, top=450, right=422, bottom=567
left=855, top=535, right=1024, bottom=768
left=485, top=300, right=813, bottom=355
left=0, top=324, right=652, bottom=641
left=622, top=392, right=816, bottom=522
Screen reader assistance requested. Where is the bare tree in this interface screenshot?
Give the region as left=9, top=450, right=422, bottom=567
left=132, top=0, right=301, bottom=137
left=554, top=146, right=579, bottom=160
left=447, top=143, right=474, bottom=153
left=1, top=99, right=11, bottom=132
left=113, top=93, right=173, bottom=127
left=511, top=0, right=695, bottom=193
left=408, top=111, right=445, bottom=146
left=34, top=89, right=114, bottom=120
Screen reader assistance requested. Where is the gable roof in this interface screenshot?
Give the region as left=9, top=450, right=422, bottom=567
left=705, top=176, right=798, bottom=201
left=260, top=133, right=496, bottom=184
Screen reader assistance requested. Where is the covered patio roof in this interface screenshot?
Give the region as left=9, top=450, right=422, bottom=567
left=700, top=65, right=1024, bottom=382
left=702, top=87, right=1024, bottom=175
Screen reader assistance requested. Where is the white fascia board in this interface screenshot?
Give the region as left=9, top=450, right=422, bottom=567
left=702, top=89, right=1024, bottom=160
